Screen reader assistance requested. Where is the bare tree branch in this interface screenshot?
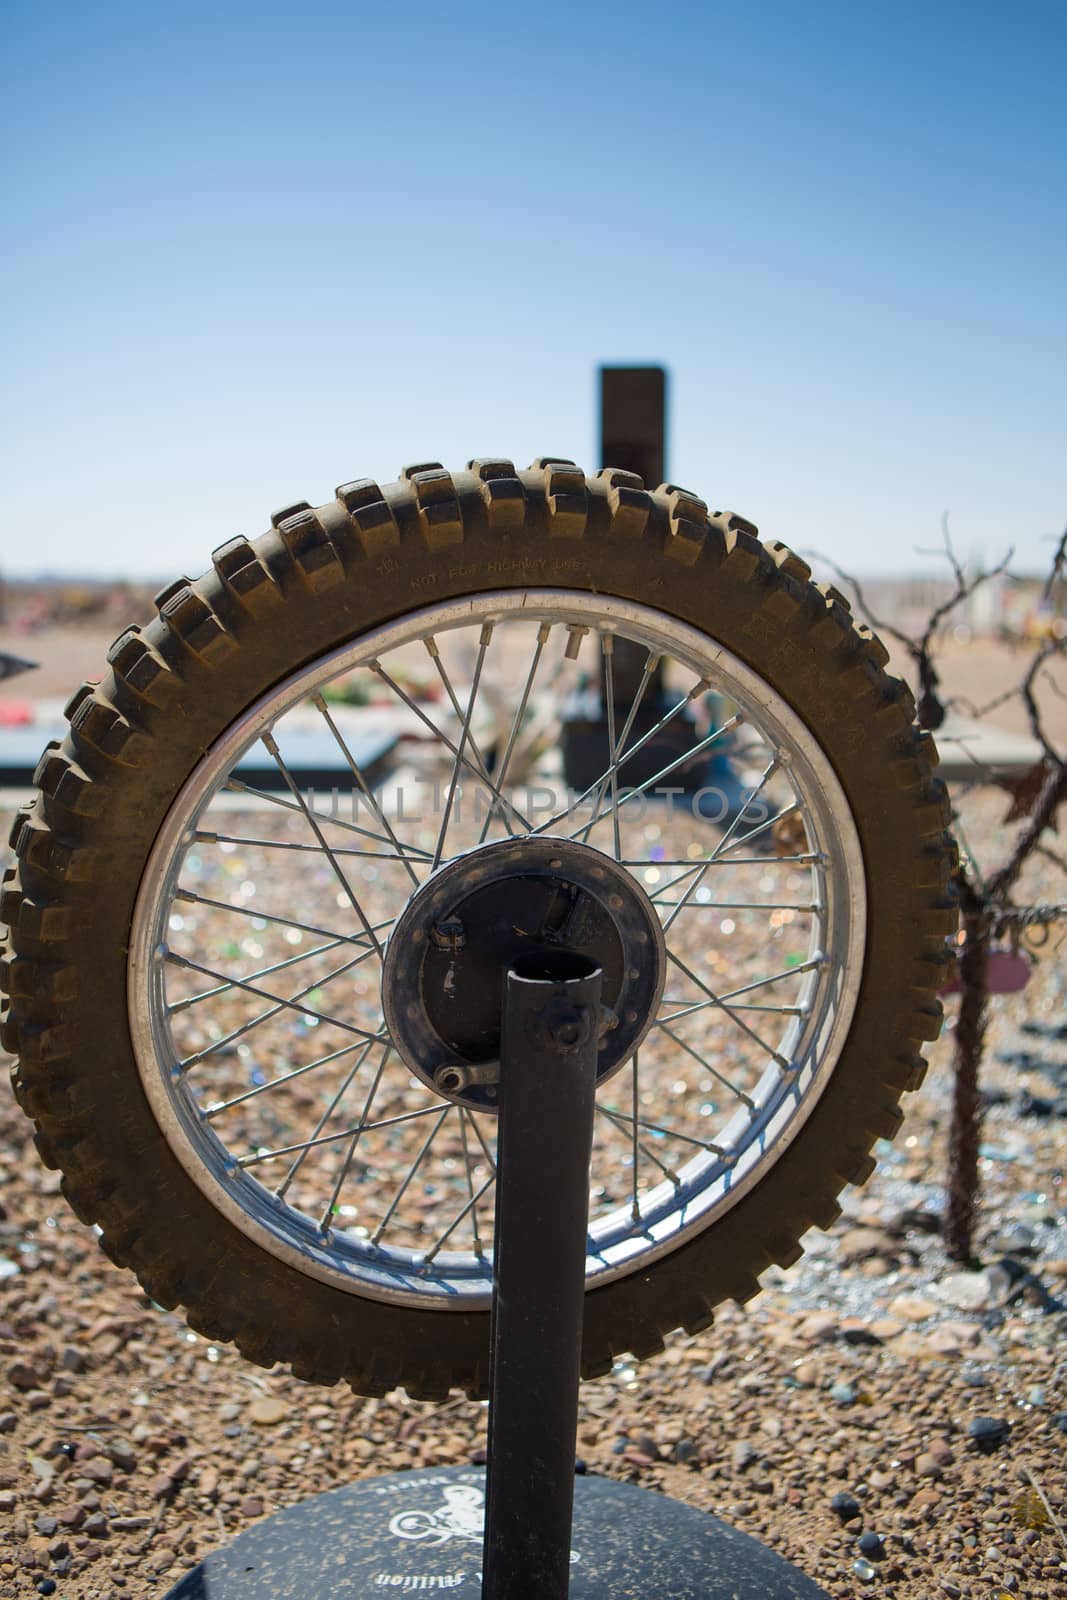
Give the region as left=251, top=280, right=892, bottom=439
left=1043, top=523, right=1067, bottom=603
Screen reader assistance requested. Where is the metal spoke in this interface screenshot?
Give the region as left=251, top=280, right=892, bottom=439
left=563, top=655, right=699, bottom=838
left=630, top=1051, right=640, bottom=1218
left=224, top=778, right=433, bottom=858
left=600, top=1103, right=730, bottom=1159
left=713, top=799, right=801, bottom=860
left=425, top=631, right=514, bottom=843
left=241, top=1104, right=446, bottom=1170
left=169, top=934, right=350, bottom=1013
left=601, top=636, right=623, bottom=860
left=660, top=758, right=780, bottom=933
left=195, top=830, right=429, bottom=864
left=655, top=1018, right=758, bottom=1109
left=658, top=996, right=807, bottom=1024
left=680, top=852, right=820, bottom=868
left=653, top=900, right=818, bottom=914
left=548, top=712, right=743, bottom=841
left=261, top=732, right=385, bottom=960
left=597, top=1105, right=682, bottom=1188
left=175, top=886, right=386, bottom=949
left=423, top=1172, right=497, bottom=1263
left=167, top=951, right=386, bottom=1047
left=311, top=694, right=422, bottom=886
left=466, top=1110, right=498, bottom=1175
left=663, top=948, right=792, bottom=1072
left=432, top=622, right=493, bottom=870
left=176, top=943, right=383, bottom=1068
left=371, top=1107, right=453, bottom=1244
left=204, top=1037, right=374, bottom=1118
left=319, top=1048, right=393, bottom=1232
left=476, top=621, right=552, bottom=844
left=275, top=1035, right=382, bottom=1197
left=713, top=953, right=827, bottom=1004
left=368, top=660, right=533, bottom=835
left=458, top=1109, right=487, bottom=1257
left=573, top=648, right=660, bottom=845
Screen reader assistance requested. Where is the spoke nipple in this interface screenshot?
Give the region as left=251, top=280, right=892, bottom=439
left=154, top=943, right=169, bottom=961
left=564, top=625, right=589, bottom=661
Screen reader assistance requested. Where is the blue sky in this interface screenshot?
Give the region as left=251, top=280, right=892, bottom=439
left=3, top=1, right=1064, bottom=578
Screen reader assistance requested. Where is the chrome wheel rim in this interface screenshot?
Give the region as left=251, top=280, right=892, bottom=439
left=129, top=590, right=866, bottom=1309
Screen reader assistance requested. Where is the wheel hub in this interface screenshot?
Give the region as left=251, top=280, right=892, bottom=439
left=381, top=836, right=667, bottom=1110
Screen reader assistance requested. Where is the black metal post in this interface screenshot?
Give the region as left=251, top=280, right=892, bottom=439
left=481, top=951, right=603, bottom=1600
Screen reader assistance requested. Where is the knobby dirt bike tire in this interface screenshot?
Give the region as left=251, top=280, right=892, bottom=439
left=0, top=460, right=956, bottom=1398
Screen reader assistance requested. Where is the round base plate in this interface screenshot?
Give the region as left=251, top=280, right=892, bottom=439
left=164, top=1464, right=829, bottom=1598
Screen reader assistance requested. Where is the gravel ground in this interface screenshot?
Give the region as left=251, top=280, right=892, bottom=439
left=1, top=775, right=1065, bottom=1600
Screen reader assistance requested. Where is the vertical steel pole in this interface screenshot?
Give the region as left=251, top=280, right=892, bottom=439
left=481, top=951, right=603, bottom=1600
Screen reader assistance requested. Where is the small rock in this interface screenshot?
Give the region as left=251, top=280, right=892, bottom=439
left=837, top=1227, right=894, bottom=1264
left=793, top=1362, right=819, bottom=1387
left=107, top=1439, right=137, bottom=1472
left=248, top=1397, right=289, bottom=1427
left=986, top=1221, right=1037, bottom=1256
left=960, top=1364, right=989, bottom=1387
left=887, top=1205, right=941, bottom=1236
left=840, top=1320, right=883, bottom=1347
left=830, top=1382, right=857, bottom=1406
left=81, top=1457, right=112, bottom=1486
left=673, top=1440, right=700, bottom=1465
left=149, top=1473, right=175, bottom=1500
left=830, top=1492, right=861, bottom=1521
left=36, top=1583, right=57, bottom=1598
left=33, top=1516, right=57, bottom=1537
left=925, top=1437, right=954, bottom=1467
left=967, top=1415, right=1009, bottom=1449
left=888, top=1294, right=938, bottom=1323
left=926, top=1321, right=982, bottom=1355
left=59, top=1345, right=87, bottom=1374
left=797, top=1310, right=838, bottom=1343
left=1053, top=1411, right=1067, bottom=1433
left=82, top=1511, right=109, bottom=1537
left=8, top=1360, right=44, bottom=1392
left=240, top=1495, right=265, bottom=1518
left=852, top=1557, right=876, bottom=1581
left=858, top=1531, right=885, bottom=1559
left=0, top=1413, right=16, bottom=1434
left=915, top=1452, right=944, bottom=1478
left=732, top=1440, right=757, bottom=1471
left=934, top=1267, right=1010, bottom=1312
